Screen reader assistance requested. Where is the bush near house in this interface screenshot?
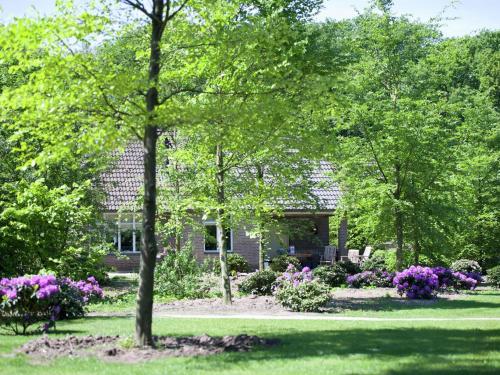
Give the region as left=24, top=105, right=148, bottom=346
left=269, top=255, right=301, bottom=272
left=211, top=253, right=251, bottom=275
left=274, top=265, right=330, bottom=312
left=239, top=270, right=278, bottom=296
left=336, top=259, right=361, bottom=275
left=487, top=266, right=500, bottom=288
left=313, top=264, right=347, bottom=287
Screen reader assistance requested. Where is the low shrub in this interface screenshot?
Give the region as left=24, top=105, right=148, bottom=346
left=347, top=271, right=377, bottom=288
left=373, top=270, right=395, bottom=287
left=275, top=281, right=331, bottom=312
left=487, top=266, right=500, bottom=288
left=154, top=245, right=205, bottom=299
left=360, top=253, right=386, bottom=272
left=313, top=264, right=347, bottom=287
left=274, top=265, right=330, bottom=312
left=270, top=255, right=301, bottom=272
left=451, top=259, right=482, bottom=282
left=393, top=266, right=439, bottom=299
left=0, top=275, right=103, bottom=334
left=432, top=266, right=478, bottom=291
left=239, top=270, right=277, bottom=296
left=336, top=260, right=361, bottom=275
left=212, top=253, right=251, bottom=275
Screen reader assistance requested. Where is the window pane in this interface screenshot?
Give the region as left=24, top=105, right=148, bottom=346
left=205, top=224, right=217, bottom=251
left=121, top=229, right=134, bottom=252
left=204, top=224, right=231, bottom=251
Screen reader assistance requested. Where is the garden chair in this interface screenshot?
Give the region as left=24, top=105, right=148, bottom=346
left=360, top=246, right=372, bottom=261
left=320, top=246, right=337, bottom=265
left=341, top=249, right=360, bottom=263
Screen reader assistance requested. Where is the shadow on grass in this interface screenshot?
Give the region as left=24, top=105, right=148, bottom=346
left=328, top=296, right=500, bottom=313
left=196, top=327, right=500, bottom=374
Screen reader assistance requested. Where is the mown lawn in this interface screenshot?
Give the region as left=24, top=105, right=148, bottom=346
left=1, top=291, right=499, bottom=375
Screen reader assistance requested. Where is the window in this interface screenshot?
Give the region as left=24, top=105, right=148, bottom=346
left=111, top=216, right=142, bottom=253
left=204, top=221, right=232, bottom=253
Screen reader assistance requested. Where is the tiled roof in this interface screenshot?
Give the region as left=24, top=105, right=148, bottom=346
left=101, top=142, right=341, bottom=212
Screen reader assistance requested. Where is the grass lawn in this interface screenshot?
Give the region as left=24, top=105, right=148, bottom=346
left=1, top=291, right=499, bottom=375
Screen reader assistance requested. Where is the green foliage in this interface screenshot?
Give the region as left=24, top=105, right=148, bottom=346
left=212, top=253, right=251, bottom=275
left=451, top=259, right=483, bottom=275
left=360, top=252, right=386, bottom=272
left=372, top=250, right=412, bottom=273
left=239, top=270, right=278, bottom=296
left=270, top=255, right=301, bottom=272
left=275, top=281, right=331, bottom=312
left=154, top=245, right=205, bottom=299
left=313, top=264, right=347, bottom=287
left=487, top=266, right=500, bottom=288
left=49, top=245, right=113, bottom=285
left=336, top=260, right=362, bottom=276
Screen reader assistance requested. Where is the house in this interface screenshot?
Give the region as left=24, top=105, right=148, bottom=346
left=100, top=142, right=347, bottom=271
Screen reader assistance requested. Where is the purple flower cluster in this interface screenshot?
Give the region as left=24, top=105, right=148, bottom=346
left=431, top=267, right=479, bottom=291
left=347, top=271, right=377, bottom=288
left=1, top=275, right=104, bottom=334
left=393, top=266, right=439, bottom=299
left=276, top=264, right=313, bottom=289
left=0, top=275, right=60, bottom=301
left=61, top=276, right=104, bottom=303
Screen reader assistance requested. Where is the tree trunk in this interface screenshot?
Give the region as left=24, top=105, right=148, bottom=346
left=256, top=165, right=265, bottom=271
left=394, top=164, right=404, bottom=271
left=216, top=143, right=232, bottom=304
left=414, top=238, right=421, bottom=265
left=136, top=0, right=163, bottom=347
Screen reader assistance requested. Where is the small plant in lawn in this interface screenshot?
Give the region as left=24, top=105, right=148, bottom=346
left=487, top=265, right=500, bottom=288
left=393, top=266, right=439, bottom=299
left=269, top=255, right=301, bottom=272
left=0, top=275, right=103, bottom=334
left=239, top=270, right=277, bottom=296
left=313, top=264, right=347, bottom=287
left=274, top=264, right=330, bottom=312
left=432, top=266, right=478, bottom=291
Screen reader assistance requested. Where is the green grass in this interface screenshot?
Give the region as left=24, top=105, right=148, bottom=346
left=1, top=291, right=499, bottom=374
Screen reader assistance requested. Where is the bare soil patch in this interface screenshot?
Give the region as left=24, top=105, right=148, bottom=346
left=17, top=334, right=278, bottom=363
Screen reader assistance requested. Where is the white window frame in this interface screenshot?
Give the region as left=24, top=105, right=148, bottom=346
left=115, top=215, right=141, bottom=253
left=203, top=220, right=233, bottom=253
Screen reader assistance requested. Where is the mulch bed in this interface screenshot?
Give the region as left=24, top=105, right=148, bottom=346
left=18, top=334, right=279, bottom=363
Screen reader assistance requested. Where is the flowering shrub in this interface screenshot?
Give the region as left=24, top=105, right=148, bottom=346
left=274, top=265, right=330, bottom=312
left=239, top=270, right=277, bottom=296
left=0, top=275, right=103, bottom=334
left=452, top=271, right=478, bottom=290
left=347, top=270, right=394, bottom=288
left=432, top=267, right=478, bottom=291
left=347, top=271, right=377, bottom=288
left=270, top=255, right=301, bottom=272
left=451, top=259, right=482, bottom=283
left=393, top=266, right=439, bottom=299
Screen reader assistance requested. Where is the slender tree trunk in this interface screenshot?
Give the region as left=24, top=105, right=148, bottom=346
left=136, top=0, right=163, bottom=347
left=413, top=238, right=421, bottom=265
left=256, top=165, right=265, bottom=271
left=394, top=164, right=404, bottom=271
left=216, top=143, right=232, bottom=304
left=259, top=228, right=266, bottom=271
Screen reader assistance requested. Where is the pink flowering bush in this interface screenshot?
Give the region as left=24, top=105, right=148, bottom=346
left=274, top=264, right=330, bottom=312
left=393, top=266, right=439, bottom=299
left=0, top=275, right=103, bottom=334
left=432, top=267, right=478, bottom=291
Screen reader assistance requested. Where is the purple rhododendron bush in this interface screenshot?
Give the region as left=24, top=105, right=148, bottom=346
left=393, top=266, right=480, bottom=299
left=274, top=265, right=331, bottom=312
left=0, top=275, right=103, bottom=334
